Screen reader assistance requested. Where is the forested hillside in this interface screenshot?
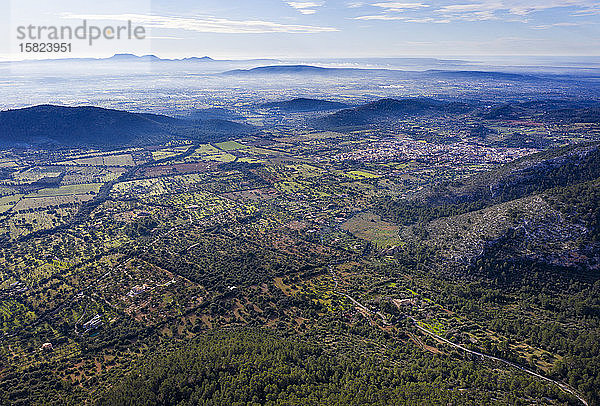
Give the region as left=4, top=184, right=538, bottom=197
left=1, top=100, right=599, bottom=406
left=375, top=142, right=600, bottom=225
left=373, top=142, right=600, bottom=404
left=98, top=329, right=575, bottom=406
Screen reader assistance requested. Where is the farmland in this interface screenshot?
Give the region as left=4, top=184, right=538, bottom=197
left=0, top=102, right=599, bottom=406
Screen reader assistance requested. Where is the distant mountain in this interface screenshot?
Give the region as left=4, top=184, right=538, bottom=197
left=424, top=70, right=535, bottom=81
left=181, top=56, right=214, bottom=62
left=222, top=65, right=415, bottom=77
left=108, top=54, right=217, bottom=63
left=106, top=54, right=283, bottom=64
left=1, top=54, right=281, bottom=66
left=108, top=53, right=162, bottom=62
left=188, top=119, right=254, bottom=139
left=313, top=98, right=470, bottom=128
left=260, top=98, right=350, bottom=112
left=223, top=65, right=555, bottom=82
left=106, top=55, right=280, bottom=64
left=107, top=54, right=220, bottom=63
left=0, top=105, right=253, bottom=148
left=224, top=65, right=334, bottom=75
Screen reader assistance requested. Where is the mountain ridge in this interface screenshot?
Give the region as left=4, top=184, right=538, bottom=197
left=260, top=98, right=351, bottom=112
left=313, top=97, right=471, bottom=128
left=0, top=105, right=253, bottom=148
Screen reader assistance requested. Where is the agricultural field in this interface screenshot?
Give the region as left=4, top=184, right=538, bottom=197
left=60, top=153, right=136, bottom=167
left=341, top=212, right=401, bottom=248
left=180, top=144, right=237, bottom=163
left=0, top=110, right=599, bottom=406
left=25, top=183, right=102, bottom=198
left=215, top=140, right=247, bottom=151
left=151, top=145, right=191, bottom=160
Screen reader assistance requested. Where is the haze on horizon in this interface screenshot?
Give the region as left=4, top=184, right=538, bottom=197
left=1, top=0, right=599, bottom=61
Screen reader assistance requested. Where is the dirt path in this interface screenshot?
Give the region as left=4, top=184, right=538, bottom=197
left=328, top=265, right=588, bottom=406
left=412, top=320, right=588, bottom=406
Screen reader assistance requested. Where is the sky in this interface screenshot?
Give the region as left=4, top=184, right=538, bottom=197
left=1, top=0, right=599, bottom=60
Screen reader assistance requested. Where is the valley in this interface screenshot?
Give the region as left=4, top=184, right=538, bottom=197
left=0, top=96, right=599, bottom=404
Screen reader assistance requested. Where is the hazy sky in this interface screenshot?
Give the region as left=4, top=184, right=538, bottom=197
left=1, top=0, right=599, bottom=60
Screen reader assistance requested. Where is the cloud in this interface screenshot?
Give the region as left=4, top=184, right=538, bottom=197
left=355, top=14, right=408, bottom=19
left=434, top=3, right=501, bottom=21
left=61, top=13, right=338, bottom=34
left=372, top=2, right=429, bottom=11
left=286, top=1, right=324, bottom=14
left=434, top=0, right=600, bottom=21
left=145, top=36, right=186, bottom=40
left=353, top=1, right=435, bottom=21
left=355, top=15, right=448, bottom=22
left=533, top=21, right=587, bottom=29
left=572, top=6, right=600, bottom=15
left=503, top=0, right=600, bottom=16
left=353, top=0, right=600, bottom=24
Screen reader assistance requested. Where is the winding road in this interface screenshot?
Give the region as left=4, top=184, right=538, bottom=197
left=328, top=265, right=588, bottom=406
left=412, top=319, right=588, bottom=406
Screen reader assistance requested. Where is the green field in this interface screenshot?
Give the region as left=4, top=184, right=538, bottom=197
left=215, top=141, right=247, bottom=151
left=342, top=212, right=401, bottom=248
left=344, top=170, right=381, bottom=179
left=26, top=183, right=102, bottom=197
left=0, top=194, right=23, bottom=212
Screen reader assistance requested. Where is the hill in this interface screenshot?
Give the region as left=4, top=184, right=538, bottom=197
left=222, top=65, right=404, bottom=77
left=313, top=98, right=470, bottom=128
left=398, top=183, right=599, bottom=271
left=480, top=100, right=600, bottom=122
left=380, top=152, right=600, bottom=405
left=375, top=142, right=600, bottom=226
left=224, top=65, right=334, bottom=75
left=0, top=105, right=253, bottom=148
left=424, top=70, right=535, bottom=81
left=97, top=329, right=567, bottom=406
left=260, top=98, right=350, bottom=112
